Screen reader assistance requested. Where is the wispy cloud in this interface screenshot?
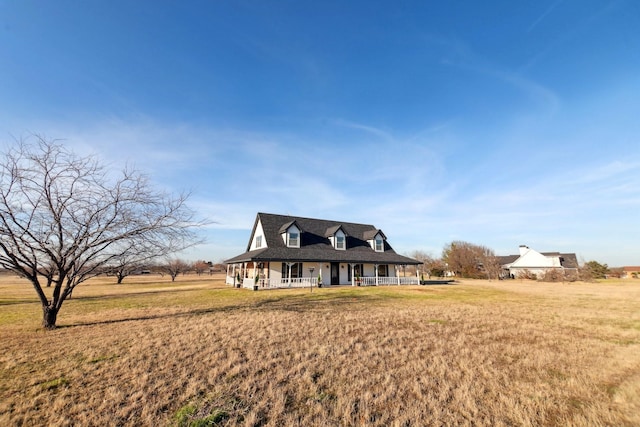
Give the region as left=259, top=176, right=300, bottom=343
left=331, top=118, right=395, bottom=143
left=527, top=0, right=564, bottom=33
left=423, top=33, right=561, bottom=116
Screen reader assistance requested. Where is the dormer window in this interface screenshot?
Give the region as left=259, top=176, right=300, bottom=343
left=326, top=225, right=347, bottom=251
left=364, top=229, right=386, bottom=252
left=280, top=221, right=301, bottom=248
left=288, top=231, right=299, bottom=248
left=255, top=235, right=262, bottom=248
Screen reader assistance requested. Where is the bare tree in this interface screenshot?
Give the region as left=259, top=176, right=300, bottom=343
left=160, top=258, right=190, bottom=281
left=0, top=137, right=204, bottom=328
left=106, top=242, right=171, bottom=284
left=410, top=250, right=435, bottom=280
left=477, top=245, right=501, bottom=280
left=108, top=253, right=147, bottom=284
left=442, top=241, right=479, bottom=278
left=192, top=260, right=210, bottom=276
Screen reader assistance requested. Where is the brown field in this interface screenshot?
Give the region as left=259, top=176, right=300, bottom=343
left=1, top=274, right=639, bottom=426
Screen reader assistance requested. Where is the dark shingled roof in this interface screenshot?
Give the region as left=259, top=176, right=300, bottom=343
left=544, top=252, right=579, bottom=269
left=225, top=213, right=421, bottom=265
left=324, top=224, right=346, bottom=237
left=278, top=220, right=300, bottom=234
left=363, top=229, right=386, bottom=241
left=496, top=255, right=520, bottom=266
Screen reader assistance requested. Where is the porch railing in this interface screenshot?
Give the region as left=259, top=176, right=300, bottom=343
left=260, top=277, right=318, bottom=289
left=227, top=275, right=419, bottom=289
left=234, top=277, right=319, bottom=289
left=357, top=277, right=420, bottom=286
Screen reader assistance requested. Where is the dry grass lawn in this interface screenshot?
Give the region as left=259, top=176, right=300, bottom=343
left=1, top=273, right=639, bottom=426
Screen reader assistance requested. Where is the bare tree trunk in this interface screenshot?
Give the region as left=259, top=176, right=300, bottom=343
left=42, top=305, right=58, bottom=329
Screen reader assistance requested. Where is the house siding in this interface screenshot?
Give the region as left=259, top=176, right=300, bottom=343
left=265, top=262, right=395, bottom=285
left=249, top=219, right=266, bottom=251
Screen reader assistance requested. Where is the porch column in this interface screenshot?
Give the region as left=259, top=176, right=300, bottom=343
left=375, top=264, right=379, bottom=286
left=286, top=262, right=294, bottom=288
left=318, top=263, right=322, bottom=286
left=396, top=265, right=400, bottom=286
left=231, top=264, right=236, bottom=286
left=349, top=263, right=356, bottom=286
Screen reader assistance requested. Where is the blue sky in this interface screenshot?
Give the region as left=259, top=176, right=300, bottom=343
left=1, top=1, right=639, bottom=266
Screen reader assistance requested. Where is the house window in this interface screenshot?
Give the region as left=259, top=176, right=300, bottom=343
left=282, top=262, right=303, bottom=278
left=288, top=232, right=299, bottom=248
left=255, top=235, right=262, bottom=248
left=336, top=235, right=345, bottom=250
left=375, top=237, right=384, bottom=252
left=378, top=265, right=388, bottom=277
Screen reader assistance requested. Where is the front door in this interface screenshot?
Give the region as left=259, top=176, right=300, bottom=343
left=331, top=262, right=340, bottom=285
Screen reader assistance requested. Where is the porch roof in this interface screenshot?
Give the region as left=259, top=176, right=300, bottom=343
left=225, top=246, right=421, bottom=265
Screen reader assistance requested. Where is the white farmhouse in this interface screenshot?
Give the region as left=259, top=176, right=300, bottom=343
left=225, top=213, right=422, bottom=289
left=499, top=245, right=578, bottom=279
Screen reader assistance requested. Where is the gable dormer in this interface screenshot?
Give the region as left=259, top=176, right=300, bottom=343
left=279, top=220, right=301, bottom=248
left=249, top=218, right=267, bottom=250
left=363, top=229, right=386, bottom=252
left=325, top=225, right=347, bottom=250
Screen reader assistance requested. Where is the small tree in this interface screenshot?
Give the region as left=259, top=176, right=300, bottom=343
left=160, top=258, right=190, bottom=281
left=106, top=239, right=176, bottom=284
left=541, top=269, right=564, bottom=282
left=583, top=260, right=609, bottom=280
left=106, top=249, right=147, bottom=284
left=442, top=241, right=498, bottom=279
left=410, top=250, right=435, bottom=279
left=428, top=259, right=448, bottom=278
left=477, top=245, right=501, bottom=281
left=517, top=269, right=537, bottom=280
left=0, top=137, right=204, bottom=328
left=192, top=260, right=210, bottom=276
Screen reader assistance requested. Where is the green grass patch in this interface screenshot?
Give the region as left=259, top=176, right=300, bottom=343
left=173, top=403, right=197, bottom=426
left=40, top=377, right=69, bottom=391
left=173, top=403, right=229, bottom=427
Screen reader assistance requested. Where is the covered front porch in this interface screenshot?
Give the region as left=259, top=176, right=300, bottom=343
left=226, top=261, right=420, bottom=290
